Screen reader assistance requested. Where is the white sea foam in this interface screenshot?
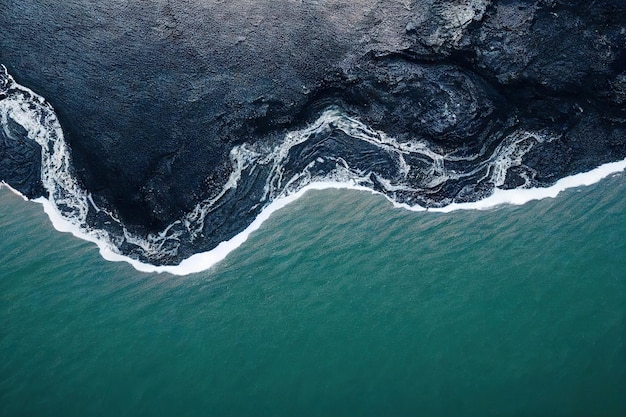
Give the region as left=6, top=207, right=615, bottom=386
left=5, top=157, right=623, bottom=276
left=393, top=158, right=626, bottom=213
left=1, top=66, right=625, bottom=275
left=134, top=157, right=626, bottom=275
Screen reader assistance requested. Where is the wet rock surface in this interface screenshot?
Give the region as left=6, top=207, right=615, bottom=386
left=0, top=114, right=46, bottom=199
left=1, top=0, right=625, bottom=264
left=0, top=65, right=45, bottom=198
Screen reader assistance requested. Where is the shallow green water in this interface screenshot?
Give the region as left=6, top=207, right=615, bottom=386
left=1, top=175, right=625, bottom=416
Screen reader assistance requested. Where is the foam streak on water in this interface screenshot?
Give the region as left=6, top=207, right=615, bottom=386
left=1, top=65, right=625, bottom=275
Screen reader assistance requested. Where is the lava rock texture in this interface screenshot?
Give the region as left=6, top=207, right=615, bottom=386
left=1, top=0, right=625, bottom=264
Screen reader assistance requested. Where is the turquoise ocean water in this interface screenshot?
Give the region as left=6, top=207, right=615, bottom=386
left=1, top=173, right=625, bottom=416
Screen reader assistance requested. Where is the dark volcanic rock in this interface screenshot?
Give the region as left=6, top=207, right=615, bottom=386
left=1, top=0, right=625, bottom=264
left=0, top=111, right=46, bottom=199
left=0, top=65, right=45, bottom=198
left=1, top=0, right=367, bottom=229
left=341, top=57, right=505, bottom=146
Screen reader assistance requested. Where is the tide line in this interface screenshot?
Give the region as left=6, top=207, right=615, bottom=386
left=3, top=158, right=626, bottom=276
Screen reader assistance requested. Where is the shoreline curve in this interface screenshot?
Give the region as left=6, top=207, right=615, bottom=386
left=3, top=157, right=625, bottom=276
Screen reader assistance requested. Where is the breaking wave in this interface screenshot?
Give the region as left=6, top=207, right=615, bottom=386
left=1, top=65, right=625, bottom=275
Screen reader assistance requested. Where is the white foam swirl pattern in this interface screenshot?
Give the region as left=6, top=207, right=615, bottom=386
left=1, top=65, right=625, bottom=274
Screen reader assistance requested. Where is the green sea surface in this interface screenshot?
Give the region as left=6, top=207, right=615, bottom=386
left=1, top=174, right=625, bottom=417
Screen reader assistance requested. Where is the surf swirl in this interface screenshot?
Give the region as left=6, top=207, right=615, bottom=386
left=0, top=64, right=623, bottom=271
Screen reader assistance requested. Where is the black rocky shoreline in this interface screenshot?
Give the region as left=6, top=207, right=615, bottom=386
left=1, top=0, right=625, bottom=265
